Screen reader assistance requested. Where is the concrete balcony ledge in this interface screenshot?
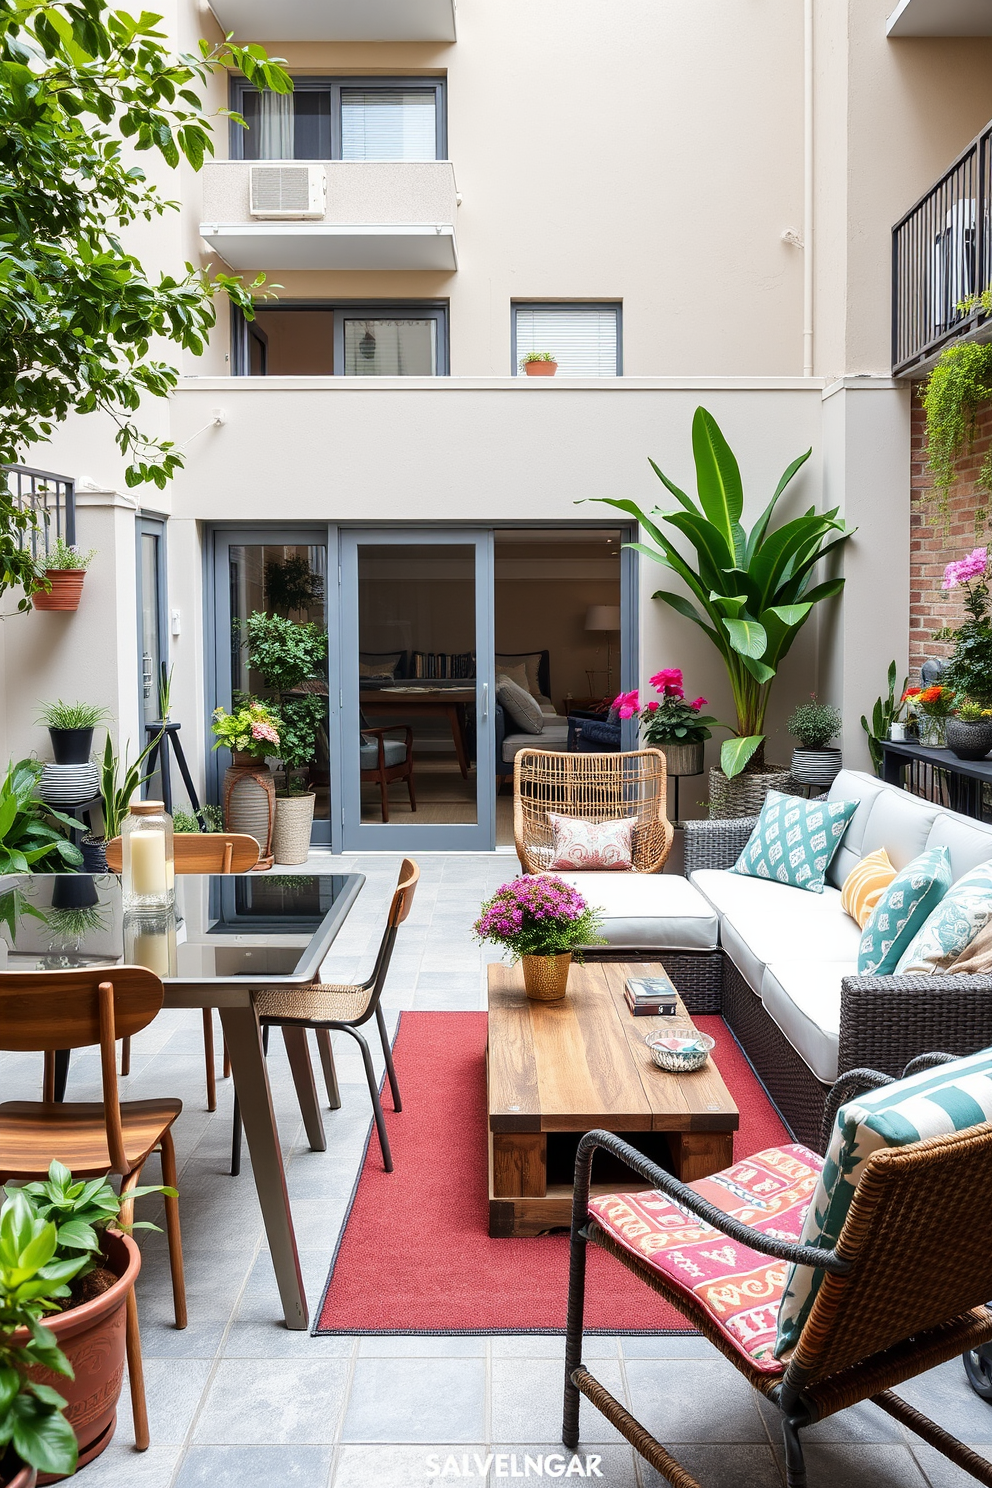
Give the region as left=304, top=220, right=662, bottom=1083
left=207, top=0, right=456, bottom=43
left=199, top=160, right=458, bottom=271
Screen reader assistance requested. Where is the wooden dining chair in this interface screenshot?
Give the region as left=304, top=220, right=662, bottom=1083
left=105, top=832, right=260, bottom=1109
left=0, top=967, right=188, bottom=1452
left=231, top=858, right=420, bottom=1175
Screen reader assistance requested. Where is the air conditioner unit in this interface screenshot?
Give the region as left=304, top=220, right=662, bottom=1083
left=249, top=164, right=325, bottom=221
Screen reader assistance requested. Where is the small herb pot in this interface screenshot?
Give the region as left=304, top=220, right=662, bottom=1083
left=946, top=717, right=992, bottom=761
left=47, top=727, right=94, bottom=765
left=32, top=570, right=86, bottom=612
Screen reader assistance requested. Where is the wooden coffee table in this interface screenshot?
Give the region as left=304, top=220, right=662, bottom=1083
left=487, top=960, right=739, bottom=1237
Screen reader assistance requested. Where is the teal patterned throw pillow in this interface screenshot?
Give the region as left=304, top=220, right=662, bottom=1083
left=775, top=1045, right=992, bottom=1358
left=731, top=791, right=859, bottom=894
left=856, top=846, right=951, bottom=975
left=895, top=861, right=992, bottom=974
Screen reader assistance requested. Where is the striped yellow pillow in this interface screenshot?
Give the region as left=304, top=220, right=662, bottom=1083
left=840, top=847, right=896, bottom=928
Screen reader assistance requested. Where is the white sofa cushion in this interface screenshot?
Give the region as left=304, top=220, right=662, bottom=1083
left=690, top=869, right=861, bottom=990
left=502, top=719, right=569, bottom=762
left=555, top=871, right=720, bottom=951
left=760, top=960, right=855, bottom=1083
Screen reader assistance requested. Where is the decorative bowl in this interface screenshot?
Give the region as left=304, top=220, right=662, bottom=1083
left=645, top=1026, right=715, bottom=1074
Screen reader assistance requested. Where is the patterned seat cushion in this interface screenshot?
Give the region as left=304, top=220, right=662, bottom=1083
left=587, top=1144, right=822, bottom=1371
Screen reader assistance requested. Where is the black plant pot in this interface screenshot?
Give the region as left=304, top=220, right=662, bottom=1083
left=48, top=726, right=94, bottom=764
left=946, top=717, right=992, bottom=762
left=80, top=835, right=109, bottom=873
left=51, top=873, right=99, bottom=909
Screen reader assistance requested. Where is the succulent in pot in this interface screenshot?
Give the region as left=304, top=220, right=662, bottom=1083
left=787, top=696, right=843, bottom=788
left=946, top=700, right=992, bottom=761
left=30, top=539, right=96, bottom=614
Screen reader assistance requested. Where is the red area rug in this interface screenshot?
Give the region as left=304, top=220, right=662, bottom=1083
left=315, top=1011, right=789, bottom=1334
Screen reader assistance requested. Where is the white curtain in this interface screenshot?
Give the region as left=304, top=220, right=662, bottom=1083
left=258, top=92, right=294, bottom=161
left=514, top=307, right=619, bottom=376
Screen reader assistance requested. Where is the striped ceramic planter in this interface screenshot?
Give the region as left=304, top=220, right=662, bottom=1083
left=790, top=748, right=843, bottom=789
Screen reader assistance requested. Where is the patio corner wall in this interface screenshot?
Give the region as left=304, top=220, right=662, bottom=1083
left=909, top=396, right=992, bottom=680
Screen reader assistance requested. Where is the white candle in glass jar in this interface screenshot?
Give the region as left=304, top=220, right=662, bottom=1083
left=130, top=828, right=167, bottom=896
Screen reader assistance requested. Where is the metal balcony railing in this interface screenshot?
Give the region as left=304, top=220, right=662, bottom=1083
left=2, top=464, right=76, bottom=560
left=892, top=120, right=992, bottom=376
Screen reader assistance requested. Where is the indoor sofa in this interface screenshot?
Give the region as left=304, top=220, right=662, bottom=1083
left=555, top=769, right=992, bottom=1149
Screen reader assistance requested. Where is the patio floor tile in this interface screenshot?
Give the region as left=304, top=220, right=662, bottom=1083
left=341, top=1356, right=487, bottom=1443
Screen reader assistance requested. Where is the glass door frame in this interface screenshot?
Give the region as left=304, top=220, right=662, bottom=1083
left=208, top=525, right=335, bottom=848
left=339, top=528, right=495, bottom=853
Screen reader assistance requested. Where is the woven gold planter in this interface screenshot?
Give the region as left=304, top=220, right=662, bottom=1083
left=522, top=952, right=572, bottom=1001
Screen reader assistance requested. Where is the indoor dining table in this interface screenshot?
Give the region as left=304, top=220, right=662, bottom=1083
left=0, top=868, right=365, bottom=1330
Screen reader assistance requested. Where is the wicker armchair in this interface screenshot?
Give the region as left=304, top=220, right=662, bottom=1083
left=682, top=817, right=992, bottom=1147
left=563, top=1063, right=992, bottom=1488
left=513, top=748, right=673, bottom=874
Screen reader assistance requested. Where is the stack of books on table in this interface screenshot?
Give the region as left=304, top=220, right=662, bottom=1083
left=624, top=972, right=678, bottom=1017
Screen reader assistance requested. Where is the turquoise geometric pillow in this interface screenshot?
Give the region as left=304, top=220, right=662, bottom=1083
left=775, top=1045, right=992, bottom=1358
left=856, top=847, right=951, bottom=975
left=732, top=791, right=858, bottom=894
left=895, top=861, right=992, bottom=974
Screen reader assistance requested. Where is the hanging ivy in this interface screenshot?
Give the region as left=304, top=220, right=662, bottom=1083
left=919, top=340, right=992, bottom=531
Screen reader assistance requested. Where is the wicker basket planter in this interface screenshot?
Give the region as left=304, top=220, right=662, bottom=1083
left=657, top=740, right=705, bottom=778
left=522, top=952, right=572, bottom=1000
left=946, top=717, right=992, bottom=762
left=272, top=791, right=315, bottom=865
left=223, top=755, right=275, bottom=869
left=31, top=570, right=86, bottom=612
left=707, top=766, right=796, bottom=819
left=790, top=747, right=842, bottom=789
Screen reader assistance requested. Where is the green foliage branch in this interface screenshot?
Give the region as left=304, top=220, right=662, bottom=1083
left=595, top=407, right=854, bottom=777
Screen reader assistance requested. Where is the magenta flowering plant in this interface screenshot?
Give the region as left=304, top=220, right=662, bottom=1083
left=473, top=876, right=604, bottom=961
left=613, top=668, right=721, bottom=746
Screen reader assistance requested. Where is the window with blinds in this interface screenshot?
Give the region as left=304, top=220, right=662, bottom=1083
left=513, top=305, right=621, bottom=377
left=341, top=91, right=437, bottom=162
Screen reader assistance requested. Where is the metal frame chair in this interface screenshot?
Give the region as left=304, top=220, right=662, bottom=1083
left=230, top=858, right=420, bottom=1175
left=562, top=1058, right=992, bottom=1488
left=105, top=832, right=259, bottom=1109
left=513, top=747, right=673, bottom=874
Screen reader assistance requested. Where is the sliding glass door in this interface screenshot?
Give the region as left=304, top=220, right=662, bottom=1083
left=339, top=530, right=495, bottom=851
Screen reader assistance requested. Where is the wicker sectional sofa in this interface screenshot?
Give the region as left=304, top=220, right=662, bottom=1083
left=561, top=769, right=992, bottom=1150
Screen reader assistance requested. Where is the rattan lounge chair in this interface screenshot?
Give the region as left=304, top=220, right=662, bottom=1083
left=562, top=1058, right=992, bottom=1488
left=513, top=747, right=673, bottom=874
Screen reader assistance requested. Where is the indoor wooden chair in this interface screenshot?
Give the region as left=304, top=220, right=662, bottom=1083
left=513, top=747, right=673, bottom=873
left=0, top=967, right=188, bottom=1453
left=562, top=1060, right=992, bottom=1488
left=359, top=721, right=416, bottom=823
left=231, top=858, right=420, bottom=1175
left=105, top=831, right=260, bottom=1109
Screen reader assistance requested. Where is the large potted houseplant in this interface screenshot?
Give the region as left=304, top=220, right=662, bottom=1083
left=3, top=1163, right=174, bottom=1479
left=787, top=696, right=842, bottom=788
left=617, top=668, right=719, bottom=777
left=597, top=407, right=854, bottom=816
left=30, top=539, right=96, bottom=614
left=473, top=876, right=604, bottom=1001
left=211, top=700, right=282, bottom=869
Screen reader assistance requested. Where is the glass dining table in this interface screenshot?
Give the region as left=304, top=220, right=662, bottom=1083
left=0, top=869, right=365, bottom=1330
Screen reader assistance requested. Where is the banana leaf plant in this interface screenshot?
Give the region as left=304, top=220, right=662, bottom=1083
left=598, top=407, right=855, bottom=777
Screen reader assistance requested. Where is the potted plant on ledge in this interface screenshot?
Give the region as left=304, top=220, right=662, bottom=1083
left=787, top=696, right=842, bottom=788
left=596, top=406, right=854, bottom=817
left=520, top=351, right=558, bottom=378
left=30, top=539, right=96, bottom=613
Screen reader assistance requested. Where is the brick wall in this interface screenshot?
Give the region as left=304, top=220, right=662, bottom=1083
left=910, top=396, right=992, bottom=680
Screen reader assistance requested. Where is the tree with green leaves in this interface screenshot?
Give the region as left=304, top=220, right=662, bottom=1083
left=598, top=407, right=854, bottom=777
left=0, top=0, right=290, bottom=602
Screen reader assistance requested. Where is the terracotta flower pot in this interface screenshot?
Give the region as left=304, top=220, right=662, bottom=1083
left=11, top=1229, right=140, bottom=1484
left=272, top=791, right=315, bottom=865
left=223, top=759, right=275, bottom=868
left=523, top=361, right=557, bottom=377
left=32, top=571, right=86, bottom=612
left=521, top=952, right=572, bottom=1000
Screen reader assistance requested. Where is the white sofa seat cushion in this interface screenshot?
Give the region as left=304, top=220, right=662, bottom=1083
left=760, top=961, right=855, bottom=1084
left=690, top=868, right=862, bottom=990
left=502, top=719, right=569, bottom=762
left=554, top=871, right=720, bottom=951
